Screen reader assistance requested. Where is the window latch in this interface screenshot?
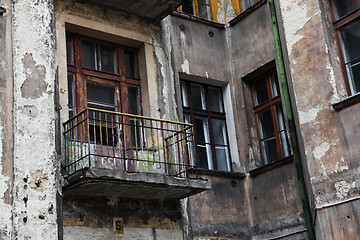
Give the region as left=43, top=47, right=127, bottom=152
left=0, top=6, right=6, bottom=15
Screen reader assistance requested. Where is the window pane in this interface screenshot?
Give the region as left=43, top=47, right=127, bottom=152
left=87, top=81, right=115, bottom=107
left=127, top=86, right=140, bottom=115
left=215, top=147, right=229, bottom=171
left=66, top=34, right=73, bottom=65
left=182, top=0, right=194, bottom=15
left=270, top=72, right=280, bottom=97
left=257, top=108, right=275, bottom=139
left=194, top=118, right=207, bottom=144
left=125, top=50, right=137, bottom=78
left=275, top=104, right=285, bottom=131
left=208, top=87, right=223, bottom=112
left=198, top=0, right=211, bottom=20
left=212, top=119, right=226, bottom=145
left=198, top=146, right=209, bottom=169
left=339, top=21, right=360, bottom=64
left=261, top=137, right=278, bottom=165
left=333, top=0, right=358, bottom=20
left=253, top=77, right=269, bottom=106
left=181, top=82, right=189, bottom=107
left=194, top=117, right=212, bottom=169
left=346, top=60, right=360, bottom=94
left=100, top=44, right=117, bottom=74
left=190, top=84, right=206, bottom=110
left=68, top=74, right=75, bottom=118
left=83, top=40, right=98, bottom=70
left=241, top=0, right=256, bottom=11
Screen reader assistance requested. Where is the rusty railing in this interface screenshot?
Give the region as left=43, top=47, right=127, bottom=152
left=63, top=108, right=196, bottom=178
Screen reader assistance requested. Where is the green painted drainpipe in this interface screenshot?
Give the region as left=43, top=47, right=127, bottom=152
left=268, top=0, right=316, bottom=239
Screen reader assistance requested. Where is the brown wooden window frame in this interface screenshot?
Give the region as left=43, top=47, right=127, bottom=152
left=250, top=70, right=290, bottom=166
left=178, top=0, right=214, bottom=21
left=331, top=0, right=360, bottom=95
left=66, top=32, right=142, bottom=117
left=181, top=80, right=232, bottom=172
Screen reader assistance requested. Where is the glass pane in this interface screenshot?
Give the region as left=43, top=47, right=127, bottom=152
left=182, top=0, right=194, bottom=14
left=208, top=87, right=223, bottom=112
left=194, top=118, right=206, bottom=143
left=125, top=50, right=137, bottom=78
left=83, top=40, right=98, bottom=70
left=275, top=104, right=285, bottom=131
left=212, top=119, right=226, bottom=145
left=215, top=147, right=229, bottom=171
left=66, top=34, right=73, bottom=65
left=333, top=0, right=358, bottom=20
left=253, top=77, right=269, bottom=106
left=261, top=137, right=278, bottom=165
left=339, top=20, right=360, bottom=94
left=100, top=44, right=116, bottom=74
left=339, top=21, right=360, bottom=64
left=87, top=81, right=115, bottom=107
left=68, top=74, right=75, bottom=118
left=198, top=0, right=211, bottom=20
left=181, top=82, right=189, bottom=107
left=346, top=60, right=360, bottom=94
left=270, top=72, right=280, bottom=97
left=190, top=84, right=206, bottom=110
left=280, top=131, right=290, bottom=158
left=241, top=0, right=256, bottom=11
left=257, top=108, right=275, bottom=139
left=198, top=145, right=209, bottom=169
left=127, top=86, right=140, bottom=115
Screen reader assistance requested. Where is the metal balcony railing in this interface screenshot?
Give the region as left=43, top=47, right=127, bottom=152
left=63, top=108, right=197, bottom=178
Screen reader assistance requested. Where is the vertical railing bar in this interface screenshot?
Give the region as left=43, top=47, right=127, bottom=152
left=99, top=111, right=103, bottom=157
left=181, top=126, right=188, bottom=178
left=151, top=120, right=155, bottom=165
left=111, top=114, right=115, bottom=161
left=93, top=111, right=97, bottom=167
left=134, top=117, right=138, bottom=161
left=66, top=123, right=70, bottom=175
left=73, top=119, right=76, bottom=172
left=156, top=121, right=160, bottom=169
left=177, top=125, right=181, bottom=177
left=79, top=113, right=84, bottom=168
left=105, top=113, right=109, bottom=161
left=86, top=110, right=91, bottom=168
left=122, top=114, right=127, bottom=171
left=169, top=123, right=173, bottom=176
left=161, top=122, right=167, bottom=174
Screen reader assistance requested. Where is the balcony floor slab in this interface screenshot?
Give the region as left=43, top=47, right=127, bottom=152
left=63, top=168, right=211, bottom=200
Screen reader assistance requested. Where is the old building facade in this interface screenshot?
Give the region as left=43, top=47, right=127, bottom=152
left=0, top=0, right=359, bottom=239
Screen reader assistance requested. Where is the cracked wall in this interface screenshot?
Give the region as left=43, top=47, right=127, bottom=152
left=12, top=0, right=59, bottom=238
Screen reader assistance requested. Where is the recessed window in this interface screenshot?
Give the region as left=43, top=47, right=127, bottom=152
left=178, top=0, right=213, bottom=21
left=181, top=81, right=231, bottom=171
left=331, top=0, right=360, bottom=95
left=66, top=33, right=141, bottom=146
left=251, top=70, right=290, bottom=165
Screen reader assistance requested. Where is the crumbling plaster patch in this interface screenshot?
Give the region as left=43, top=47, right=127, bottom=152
left=334, top=180, right=356, bottom=200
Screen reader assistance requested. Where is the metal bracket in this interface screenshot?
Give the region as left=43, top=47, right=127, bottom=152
left=0, top=6, right=6, bottom=15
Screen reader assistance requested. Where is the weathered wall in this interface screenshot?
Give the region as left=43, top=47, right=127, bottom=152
left=0, top=0, right=13, bottom=238
left=12, top=0, right=59, bottom=238
left=188, top=175, right=250, bottom=239
left=229, top=2, right=276, bottom=171
left=277, top=0, right=360, bottom=239
left=63, top=197, right=183, bottom=240
left=249, top=162, right=307, bottom=239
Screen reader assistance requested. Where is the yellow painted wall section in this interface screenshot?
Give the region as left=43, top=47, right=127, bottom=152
left=231, top=0, right=241, bottom=15
left=210, top=0, right=218, bottom=22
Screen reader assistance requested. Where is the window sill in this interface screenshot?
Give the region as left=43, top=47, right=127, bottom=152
left=332, top=92, right=360, bottom=111
left=249, top=155, right=293, bottom=177
left=229, top=0, right=267, bottom=26
left=192, top=168, right=246, bottom=179
left=171, top=11, right=225, bottom=28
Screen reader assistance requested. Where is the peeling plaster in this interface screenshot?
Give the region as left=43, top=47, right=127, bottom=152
left=298, top=107, right=320, bottom=125
left=334, top=180, right=356, bottom=200
left=313, top=142, right=330, bottom=160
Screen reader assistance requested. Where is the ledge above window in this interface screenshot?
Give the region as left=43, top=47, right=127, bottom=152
left=74, top=0, right=182, bottom=22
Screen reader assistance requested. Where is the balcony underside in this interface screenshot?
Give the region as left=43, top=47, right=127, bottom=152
left=76, top=0, right=182, bottom=22
left=63, top=168, right=211, bottom=200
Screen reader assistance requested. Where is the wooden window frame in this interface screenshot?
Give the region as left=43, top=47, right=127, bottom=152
left=66, top=33, right=142, bottom=116
left=178, top=0, right=214, bottom=21
left=330, top=0, right=360, bottom=95
left=250, top=70, right=288, bottom=165
left=181, top=81, right=232, bottom=171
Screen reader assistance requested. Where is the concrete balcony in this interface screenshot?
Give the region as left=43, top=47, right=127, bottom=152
left=62, top=108, right=210, bottom=200
left=75, top=0, right=183, bottom=22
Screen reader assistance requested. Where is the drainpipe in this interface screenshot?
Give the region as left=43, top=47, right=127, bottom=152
left=268, top=0, right=316, bottom=239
